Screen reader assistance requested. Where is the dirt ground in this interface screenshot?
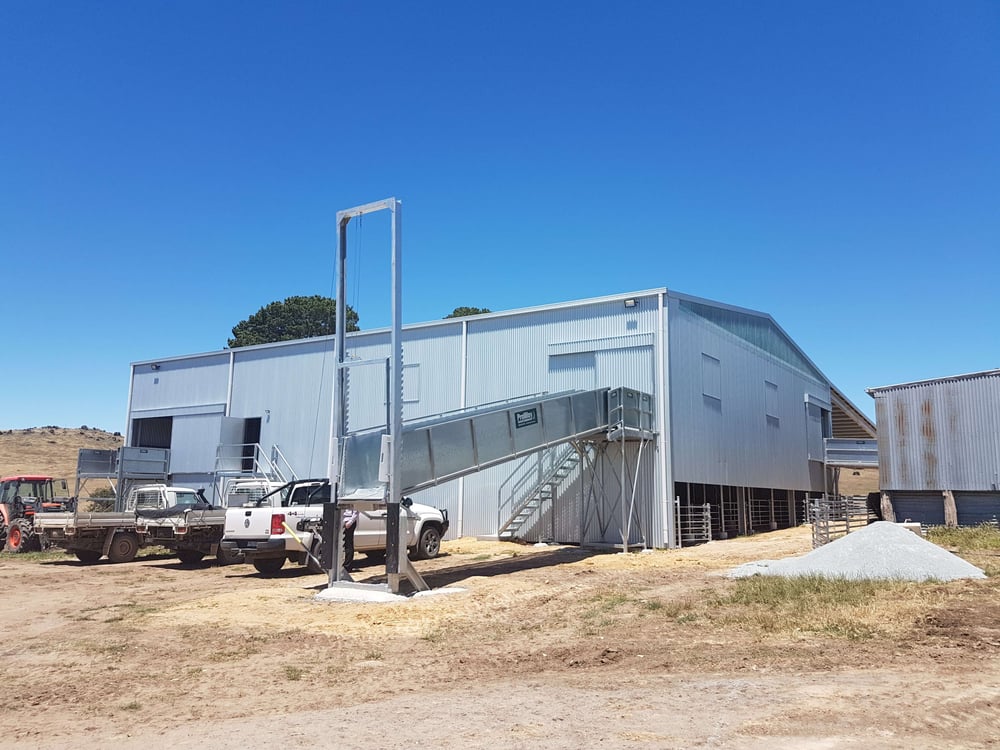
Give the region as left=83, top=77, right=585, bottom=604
left=2, top=528, right=999, bottom=750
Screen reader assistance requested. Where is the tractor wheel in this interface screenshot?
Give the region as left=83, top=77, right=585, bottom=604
left=107, top=532, right=140, bottom=563
left=6, top=519, right=33, bottom=553
left=176, top=549, right=205, bottom=565
left=74, top=549, right=103, bottom=564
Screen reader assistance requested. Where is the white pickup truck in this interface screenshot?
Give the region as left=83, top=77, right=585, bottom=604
left=34, top=484, right=229, bottom=564
left=220, top=479, right=449, bottom=575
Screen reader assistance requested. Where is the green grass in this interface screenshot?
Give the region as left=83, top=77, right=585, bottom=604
left=589, top=590, right=631, bottom=613
left=1, top=544, right=172, bottom=563
left=927, top=523, right=1000, bottom=551
left=120, top=701, right=142, bottom=711
left=2, top=548, right=68, bottom=562
left=283, top=665, right=305, bottom=681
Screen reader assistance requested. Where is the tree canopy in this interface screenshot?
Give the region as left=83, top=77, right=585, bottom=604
left=444, top=306, right=492, bottom=319
left=228, top=295, right=359, bottom=348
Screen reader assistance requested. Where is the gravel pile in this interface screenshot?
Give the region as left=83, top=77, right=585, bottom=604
left=728, top=521, right=987, bottom=581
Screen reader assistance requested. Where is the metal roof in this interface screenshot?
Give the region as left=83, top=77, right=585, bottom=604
left=831, top=386, right=877, bottom=439
left=131, top=288, right=669, bottom=367
left=867, top=368, right=1000, bottom=395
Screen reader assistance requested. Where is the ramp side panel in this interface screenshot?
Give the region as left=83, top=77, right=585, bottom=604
left=340, top=387, right=619, bottom=501
left=341, top=431, right=385, bottom=497
left=541, top=397, right=573, bottom=441
left=401, top=431, right=432, bottom=490
left=430, top=420, right=476, bottom=478
left=571, top=391, right=603, bottom=433
left=473, top=411, right=514, bottom=465
left=512, top=405, right=546, bottom=453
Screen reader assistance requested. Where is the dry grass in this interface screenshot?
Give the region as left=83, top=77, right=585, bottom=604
left=927, top=523, right=1000, bottom=551
left=710, top=575, right=940, bottom=640
left=0, top=426, right=123, bottom=495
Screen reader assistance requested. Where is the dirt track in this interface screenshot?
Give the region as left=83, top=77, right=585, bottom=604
left=2, top=529, right=999, bottom=749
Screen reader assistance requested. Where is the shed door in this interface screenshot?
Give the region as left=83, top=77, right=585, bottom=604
left=548, top=352, right=596, bottom=393
left=170, top=414, right=225, bottom=474
left=131, top=417, right=173, bottom=449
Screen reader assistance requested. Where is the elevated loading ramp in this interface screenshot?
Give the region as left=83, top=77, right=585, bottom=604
left=337, top=387, right=655, bottom=540
left=823, top=437, right=878, bottom=499
left=75, top=447, right=171, bottom=511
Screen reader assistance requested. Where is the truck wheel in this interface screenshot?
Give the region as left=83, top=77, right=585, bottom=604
left=412, top=525, right=442, bottom=560
left=176, top=549, right=205, bottom=565
left=74, top=549, right=103, bottom=564
left=107, top=532, right=140, bottom=563
left=216, top=546, right=244, bottom=566
left=306, top=539, right=325, bottom=574
left=252, top=557, right=285, bottom=576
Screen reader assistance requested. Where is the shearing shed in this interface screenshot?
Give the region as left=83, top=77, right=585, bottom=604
left=125, top=289, right=874, bottom=548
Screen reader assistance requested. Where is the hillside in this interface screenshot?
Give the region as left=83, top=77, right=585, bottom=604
left=0, top=427, right=124, bottom=493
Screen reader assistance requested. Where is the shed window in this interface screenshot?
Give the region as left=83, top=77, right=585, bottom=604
left=765, top=380, right=779, bottom=427
left=702, top=353, right=721, bottom=410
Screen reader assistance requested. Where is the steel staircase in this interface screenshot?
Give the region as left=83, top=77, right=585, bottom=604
left=497, top=445, right=584, bottom=540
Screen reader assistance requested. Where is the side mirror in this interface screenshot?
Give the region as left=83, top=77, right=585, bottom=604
left=400, top=496, right=413, bottom=508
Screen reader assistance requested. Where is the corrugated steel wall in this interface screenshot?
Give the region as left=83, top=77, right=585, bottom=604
left=955, top=493, right=1000, bottom=526
left=666, top=295, right=827, bottom=492
left=518, top=440, right=659, bottom=547
left=457, top=296, right=661, bottom=542
left=128, top=293, right=666, bottom=544
left=872, top=372, right=1000, bottom=491
left=130, top=354, right=230, bottom=421
left=230, top=339, right=335, bottom=478
left=891, top=493, right=947, bottom=526
left=126, top=289, right=835, bottom=547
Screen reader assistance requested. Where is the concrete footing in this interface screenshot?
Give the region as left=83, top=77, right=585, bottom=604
left=314, top=582, right=467, bottom=604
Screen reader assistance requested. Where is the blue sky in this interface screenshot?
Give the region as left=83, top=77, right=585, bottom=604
left=1, top=1, right=997, bottom=432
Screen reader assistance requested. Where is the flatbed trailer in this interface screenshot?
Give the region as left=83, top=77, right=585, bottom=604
left=33, top=485, right=233, bottom=564
left=33, top=511, right=145, bottom=563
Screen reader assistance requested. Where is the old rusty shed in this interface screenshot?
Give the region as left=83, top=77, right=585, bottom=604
left=867, top=369, right=1000, bottom=526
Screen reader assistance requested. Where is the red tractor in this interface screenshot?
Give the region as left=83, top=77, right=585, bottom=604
left=0, top=475, right=75, bottom=553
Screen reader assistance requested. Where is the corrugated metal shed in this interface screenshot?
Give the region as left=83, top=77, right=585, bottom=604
left=125, top=287, right=871, bottom=547
left=666, top=293, right=831, bottom=492
left=868, top=369, right=1000, bottom=492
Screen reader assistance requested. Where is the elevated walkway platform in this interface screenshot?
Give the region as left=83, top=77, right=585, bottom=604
left=337, top=386, right=655, bottom=501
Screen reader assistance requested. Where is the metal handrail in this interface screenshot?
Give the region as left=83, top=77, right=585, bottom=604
left=497, top=443, right=580, bottom=537
left=214, top=442, right=294, bottom=483
left=497, top=449, right=555, bottom=532
left=269, top=444, right=297, bottom=483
